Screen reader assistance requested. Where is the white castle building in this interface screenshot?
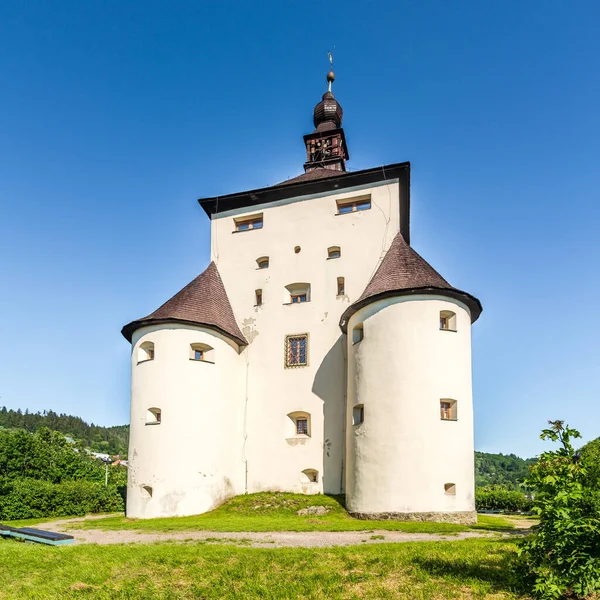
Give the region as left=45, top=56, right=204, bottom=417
left=122, top=70, right=482, bottom=523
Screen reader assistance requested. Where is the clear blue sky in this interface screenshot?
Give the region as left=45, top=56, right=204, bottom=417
left=1, top=1, right=598, bottom=458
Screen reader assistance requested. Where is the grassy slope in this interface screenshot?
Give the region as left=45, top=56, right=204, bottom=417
left=66, top=492, right=515, bottom=533
left=0, top=537, right=529, bottom=599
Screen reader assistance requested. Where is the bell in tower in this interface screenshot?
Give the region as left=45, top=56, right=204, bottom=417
left=303, top=69, right=349, bottom=173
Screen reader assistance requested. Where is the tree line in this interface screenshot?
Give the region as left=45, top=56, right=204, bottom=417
left=0, top=407, right=129, bottom=458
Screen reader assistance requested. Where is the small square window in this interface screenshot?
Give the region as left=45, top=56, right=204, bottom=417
left=440, top=310, right=457, bottom=331
left=352, top=324, right=364, bottom=344
left=328, top=246, right=341, bottom=259
left=235, top=214, right=263, bottom=232
left=146, top=408, right=161, bottom=425
left=440, top=399, right=457, bottom=420
left=256, top=257, right=269, bottom=269
left=190, top=344, right=214, bottom=362
left=337, top=197, right=371, bottom=215
left=291, top=294, right=307, bottom=303
left=444, top=483, right=456, bottom=495
left=353, top=404, right=364, bottom=425
left=285, top=334, right=308, bottom=368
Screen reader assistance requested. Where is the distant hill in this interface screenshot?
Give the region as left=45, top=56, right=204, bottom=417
left=0, top=406, right=540, bottom=483
left=0, top=407, right=129, bottom=458
left=475, top=451, right=536, bottom=489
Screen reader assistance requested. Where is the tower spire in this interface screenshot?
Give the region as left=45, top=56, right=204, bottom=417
left=302, top=60, right=349, bottom=173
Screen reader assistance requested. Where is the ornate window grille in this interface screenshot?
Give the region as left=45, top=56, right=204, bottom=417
left=285, top=334, right=308, bottom=368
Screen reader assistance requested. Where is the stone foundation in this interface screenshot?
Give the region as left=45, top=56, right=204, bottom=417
left=349, top=510, right=477, bottom=525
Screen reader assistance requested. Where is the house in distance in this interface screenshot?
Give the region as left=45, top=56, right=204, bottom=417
left=121, top=68, right=482, bottom=523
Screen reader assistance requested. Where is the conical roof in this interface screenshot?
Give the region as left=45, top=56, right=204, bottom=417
left=339, top=233, right=482, bottom=332
left=121, top=262, right=247, bottom=346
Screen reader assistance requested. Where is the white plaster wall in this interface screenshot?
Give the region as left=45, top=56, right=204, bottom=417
left=345, top=296, right=475, bottom=515
left=211, top=181, right=401, bottom=494
left=127, top=323, right=245, bottom=518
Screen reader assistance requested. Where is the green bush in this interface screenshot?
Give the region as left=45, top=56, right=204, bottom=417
left=0, top=477, right=124, bottom=520
left=475, top=485, right=532, bottom=512
left=516, top=421, right=600, bottom=599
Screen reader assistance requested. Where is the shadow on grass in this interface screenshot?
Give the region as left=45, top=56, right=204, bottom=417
left=410, top=540, right=525, bottom=596
left=325, top=494, right=347, bottom=511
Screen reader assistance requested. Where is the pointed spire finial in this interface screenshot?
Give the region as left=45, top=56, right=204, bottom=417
left=327, top=51, right=335, bottom=93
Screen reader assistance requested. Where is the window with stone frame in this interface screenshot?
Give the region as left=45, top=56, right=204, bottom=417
left=285, top=334, right=308, bottom=368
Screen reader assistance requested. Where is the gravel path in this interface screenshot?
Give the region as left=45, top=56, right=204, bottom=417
left=27, top=516, right=499, bottom=548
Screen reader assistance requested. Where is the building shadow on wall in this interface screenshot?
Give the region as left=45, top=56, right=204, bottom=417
left=312, top=334, right=346, bottom=495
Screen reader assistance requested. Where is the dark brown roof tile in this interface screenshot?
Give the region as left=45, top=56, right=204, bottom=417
left=275, top=168, right=348, bottom=187
left=121, top=262, right=247, bottom=346
left=340, top=232, right=481, bottom=331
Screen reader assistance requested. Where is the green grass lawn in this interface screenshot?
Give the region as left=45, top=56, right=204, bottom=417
left=0, top=537, right=530, bottom=599
left=65, top=492, right=515, bottom=534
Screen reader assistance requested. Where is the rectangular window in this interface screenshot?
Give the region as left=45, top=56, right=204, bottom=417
left=336, top=196, right=371, bottom=215
left=440, top=400, right=457, bottom=420
left=255, top=289, right=263, bottom=306
left=291, top=294, right=307, bottom=303
left=296, top=418, right=308, bottom=435
left=194, top=349, right=204, bottom=361
left=337, top=277, right=345, bottom=296
left=234, top=214, right=263, bottom=232
left=353, top=404, right=364, bottom=425
left=285, top=334, right=308, bottom=367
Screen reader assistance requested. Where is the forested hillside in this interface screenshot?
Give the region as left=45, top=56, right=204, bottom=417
left=1, top=406, right=543, bottom=486
left=475, top=451, right=536, bottom=488
left=0, top=407, right=129, bottom=457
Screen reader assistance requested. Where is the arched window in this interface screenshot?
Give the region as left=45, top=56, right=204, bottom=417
left=138, top=341, right=154, bottom=363
left=337, top=277, right=345, bottom=296
left=146, top=407, right=161, bottom=425
left=353, top=404, right=364, bottom=425
left=287, top=412, right=311, bottom=437
left=190, top=343, right=215, bottom=363
left=440, top=399, right=458, bottom=421
left=444, top=483, right=456, bottom=495
left=256, top=256, right=269, bottom=269
left=327, top=246, right=341, bottom=259
left=440, top=310, right=457, bottom=331
left=285, top=283, right=310, bottom=304
left=352, top=324, right=364, bottom=344
left=301, top=469, right=319, bottom=483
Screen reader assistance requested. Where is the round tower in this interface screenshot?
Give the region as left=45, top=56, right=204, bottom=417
left=340, top=233, right=482, bottom=523
left=122, top=262, right=247, bottom=519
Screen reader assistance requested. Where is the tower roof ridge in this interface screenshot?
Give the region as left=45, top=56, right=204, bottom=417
left=121, top=261, right=247, bottom=346
left=339, top=232, right=482, bottom=332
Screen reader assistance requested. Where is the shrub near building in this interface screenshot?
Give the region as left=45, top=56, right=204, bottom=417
left=475, top=486, right=532, bottom=512
left=0, top=427, right=124, bottom=520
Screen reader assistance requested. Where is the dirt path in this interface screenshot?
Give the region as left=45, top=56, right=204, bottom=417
left=27, top=516, right=502, bottom=548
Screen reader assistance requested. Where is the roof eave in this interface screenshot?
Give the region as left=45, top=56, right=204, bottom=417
left=198, top=162, right=411, bottom=239
left=121, top=318, right=248, bottom=348
left=339, top=287, right=482, bottom=333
